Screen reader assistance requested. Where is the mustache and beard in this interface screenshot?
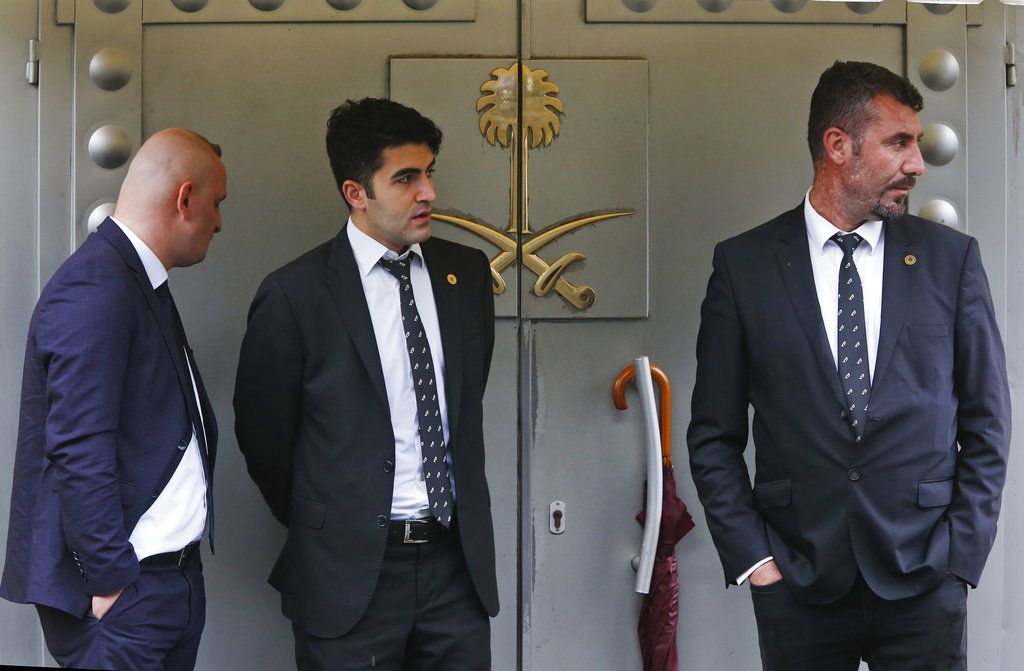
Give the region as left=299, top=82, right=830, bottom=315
left=869, top=176, right=917, bottom=220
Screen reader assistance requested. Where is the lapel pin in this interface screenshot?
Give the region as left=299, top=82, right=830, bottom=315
left=904, top=255, right=917, bottom=266
left=447, top=273, right=458, bottom=285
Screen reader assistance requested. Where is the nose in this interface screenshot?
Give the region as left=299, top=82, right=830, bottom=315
left=905, top=141, right=925, bottom=177
left=418, top=176, right=436, bottom=203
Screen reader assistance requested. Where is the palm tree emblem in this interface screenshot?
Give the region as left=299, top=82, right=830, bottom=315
left=432, top=62, right=635, bottom=310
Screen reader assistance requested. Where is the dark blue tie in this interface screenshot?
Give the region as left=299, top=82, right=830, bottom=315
left=155, top=281, right=214, bottom=543
left=379, top=256, right=454, bottom=527
left=832, top=233, right=871, bottom=439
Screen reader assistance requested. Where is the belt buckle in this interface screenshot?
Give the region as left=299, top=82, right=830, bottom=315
left=176, top=545, right=189, bottom=568
left=403, top=520, right=429, bottom=544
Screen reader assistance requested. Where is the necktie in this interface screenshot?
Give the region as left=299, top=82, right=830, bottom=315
left=832, top=233, right=871, bottom=439
left=155, top=281, right=214, bottom=541
left=379, top=256, right=454, bottom=527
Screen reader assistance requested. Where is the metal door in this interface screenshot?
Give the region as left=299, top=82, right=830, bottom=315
left=8, top=0, right=1017, bottom=669
left=0, top=0, right=43, bottom=661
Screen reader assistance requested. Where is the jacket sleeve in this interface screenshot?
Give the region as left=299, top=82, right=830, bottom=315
left=947, top=237, right=1011, bottom=586
left=686, top=243, right=771, bottom=584
left=233, top=276, right=304, bottom=526
left=39, top=272, right=140, bottom=596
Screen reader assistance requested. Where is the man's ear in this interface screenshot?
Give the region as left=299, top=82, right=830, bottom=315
left=822, top=127, right=851, bottom=166
left=342, top=180, right=368, bottom=212
left=176, top=182, right=194, bottom=215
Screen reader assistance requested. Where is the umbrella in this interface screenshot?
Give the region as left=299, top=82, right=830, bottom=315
left=614, top=363, right=695, bottom=671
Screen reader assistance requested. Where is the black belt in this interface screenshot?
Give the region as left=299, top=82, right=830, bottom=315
left=140, top=541, right=200, bottom=567
left=387, top=517, right=454, bottom=544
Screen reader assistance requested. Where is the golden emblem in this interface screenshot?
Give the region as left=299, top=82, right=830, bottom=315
left=432, top=63, right=635, bottom=310
left=447, top=273, right=458, bottom=285
left=905, top=255, right=917, bottom=266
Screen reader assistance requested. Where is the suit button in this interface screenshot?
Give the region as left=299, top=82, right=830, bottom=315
left=178, top=440, right=188, bottom=451
left=377, top=515, right=388, bottom=528
left=840, top=410, right=848, bottom=419
left=383, top=461, right=394, bottom=474
left=848, top=469, right=861, bottom=481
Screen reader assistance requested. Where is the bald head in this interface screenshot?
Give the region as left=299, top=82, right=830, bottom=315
left=114, top=128, right=227, bottom=269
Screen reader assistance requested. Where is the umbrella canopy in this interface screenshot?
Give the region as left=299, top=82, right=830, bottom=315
left=636, top=466, right=695, bottom=671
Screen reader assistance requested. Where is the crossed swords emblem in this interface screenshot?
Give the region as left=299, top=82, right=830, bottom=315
left=431, top=63, right=635, bottom=310
left=433, top=210, right=633, bottom=309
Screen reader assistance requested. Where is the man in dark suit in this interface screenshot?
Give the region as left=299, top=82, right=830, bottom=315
left=1, top=128, right=225, bottom=670
left=234, top=98, right=497, bottom=670
left=687, top=61, right=1010, bottom=669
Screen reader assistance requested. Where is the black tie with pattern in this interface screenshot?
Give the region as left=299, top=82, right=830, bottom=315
left=379, top=256, right=454, bottom=527
left=832, top=232, right=871, bottom=438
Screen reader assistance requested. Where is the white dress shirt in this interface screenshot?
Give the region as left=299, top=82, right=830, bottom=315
left=111, top=217, right=208, bottom=561
left=737, top=193, right=885, bottom=585
left=347, top=221, right=453, bottom=520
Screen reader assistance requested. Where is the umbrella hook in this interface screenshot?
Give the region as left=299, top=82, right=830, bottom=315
left=613, top=363, right=672, bottom=467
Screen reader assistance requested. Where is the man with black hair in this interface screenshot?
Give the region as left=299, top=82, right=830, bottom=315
left=688, top=61, right=1010, bottom=669
left=234, top=97, right=497, bottom=670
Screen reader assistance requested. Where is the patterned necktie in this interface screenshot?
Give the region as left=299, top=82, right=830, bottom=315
left=832, top=233, right=871, bottom=439
left=379, top=256, right=454, bottom=527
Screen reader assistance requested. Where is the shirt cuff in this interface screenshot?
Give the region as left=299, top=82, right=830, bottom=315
left=736, top=556, right=774, bottom=585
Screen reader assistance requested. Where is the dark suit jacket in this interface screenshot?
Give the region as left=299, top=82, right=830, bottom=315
left=233, top=227, right=498, bottom=639
left=687, top=205, right=1010, bottom=603
left=1, top=219, right=217, bottom=617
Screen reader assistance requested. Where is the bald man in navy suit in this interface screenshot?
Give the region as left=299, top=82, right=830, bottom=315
left=2, top=129, right=225, bottom=670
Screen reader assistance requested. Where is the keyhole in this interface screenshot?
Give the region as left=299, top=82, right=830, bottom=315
left=553, top=509, right=563, bottom=530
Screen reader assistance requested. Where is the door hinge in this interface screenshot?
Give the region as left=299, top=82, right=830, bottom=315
left=1005, top=43, right=1017, bottom=88
left=26, top=39, right=39, bottom=86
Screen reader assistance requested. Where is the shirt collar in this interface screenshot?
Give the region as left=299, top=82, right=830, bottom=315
left=109, top=216, right=169, bottom=289
left=346, top=218, right=423, bottom=278
left=804, top=189, right=882, bottom=254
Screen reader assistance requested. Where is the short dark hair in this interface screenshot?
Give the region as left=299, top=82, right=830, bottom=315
left=325, top=97, right=443, bottom=208
left=807, top=61, right=923, bottom=164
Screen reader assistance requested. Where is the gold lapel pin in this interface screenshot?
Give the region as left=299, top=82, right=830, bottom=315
left=447, top=274, right=458, bottom=285
left=905, top=255, right=917, bottom=266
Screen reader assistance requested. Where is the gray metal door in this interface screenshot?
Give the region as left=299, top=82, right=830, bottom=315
left=0, top=0, right=45, bottom=665
left=5, top=0, right=1016, bottom=669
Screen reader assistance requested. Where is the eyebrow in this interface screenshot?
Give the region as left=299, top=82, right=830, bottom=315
left=390, top=161, right=436, bottom=181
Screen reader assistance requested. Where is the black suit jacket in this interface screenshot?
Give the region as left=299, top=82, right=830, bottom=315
left=687, top=205, right=1010, bottom=603
left=2, top=219, right=216, bottom=617
left=234, top=227, right=498, bottom=638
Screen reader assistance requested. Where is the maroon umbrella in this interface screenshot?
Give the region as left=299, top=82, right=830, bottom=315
left=614, top=364, right=695, bottom=671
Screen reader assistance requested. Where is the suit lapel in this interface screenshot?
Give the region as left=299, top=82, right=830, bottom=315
left=97, top=219, right=200, bottom=428
left=774, top=207, right=848, bottom=410
left=421, top=240, right=463, bottom=446
left=871, top=217, right=916, bottom=393
left=325, top=227, right=390, bottom=412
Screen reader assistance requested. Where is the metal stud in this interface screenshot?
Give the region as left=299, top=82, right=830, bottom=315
left=846, top=2, right=880, bottom=14
left=918, top=49, right=959, bottom=92
left=621, top=0, right=657, bottom=11
left=93, top=0, right=130, bottom=13
left=88, top=125, right=133, bottom=170
left=326, top=0, right=362, bottom=8
left=919, top=123, right=959, bottom=166
left=89, top=47, right=132, bottom=92
left=250, top=0, right=285, bottom=9
left=917, top=199, right=959, bottom=228
left=924, top=3, right=956, bottom=15
left=85, top=201, right=117, bottom=233
left=771, top=0, right=808, bottom=12
left=171, top=0, right=209, bottom=11
left=698, top=0, right=732, bottom=12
